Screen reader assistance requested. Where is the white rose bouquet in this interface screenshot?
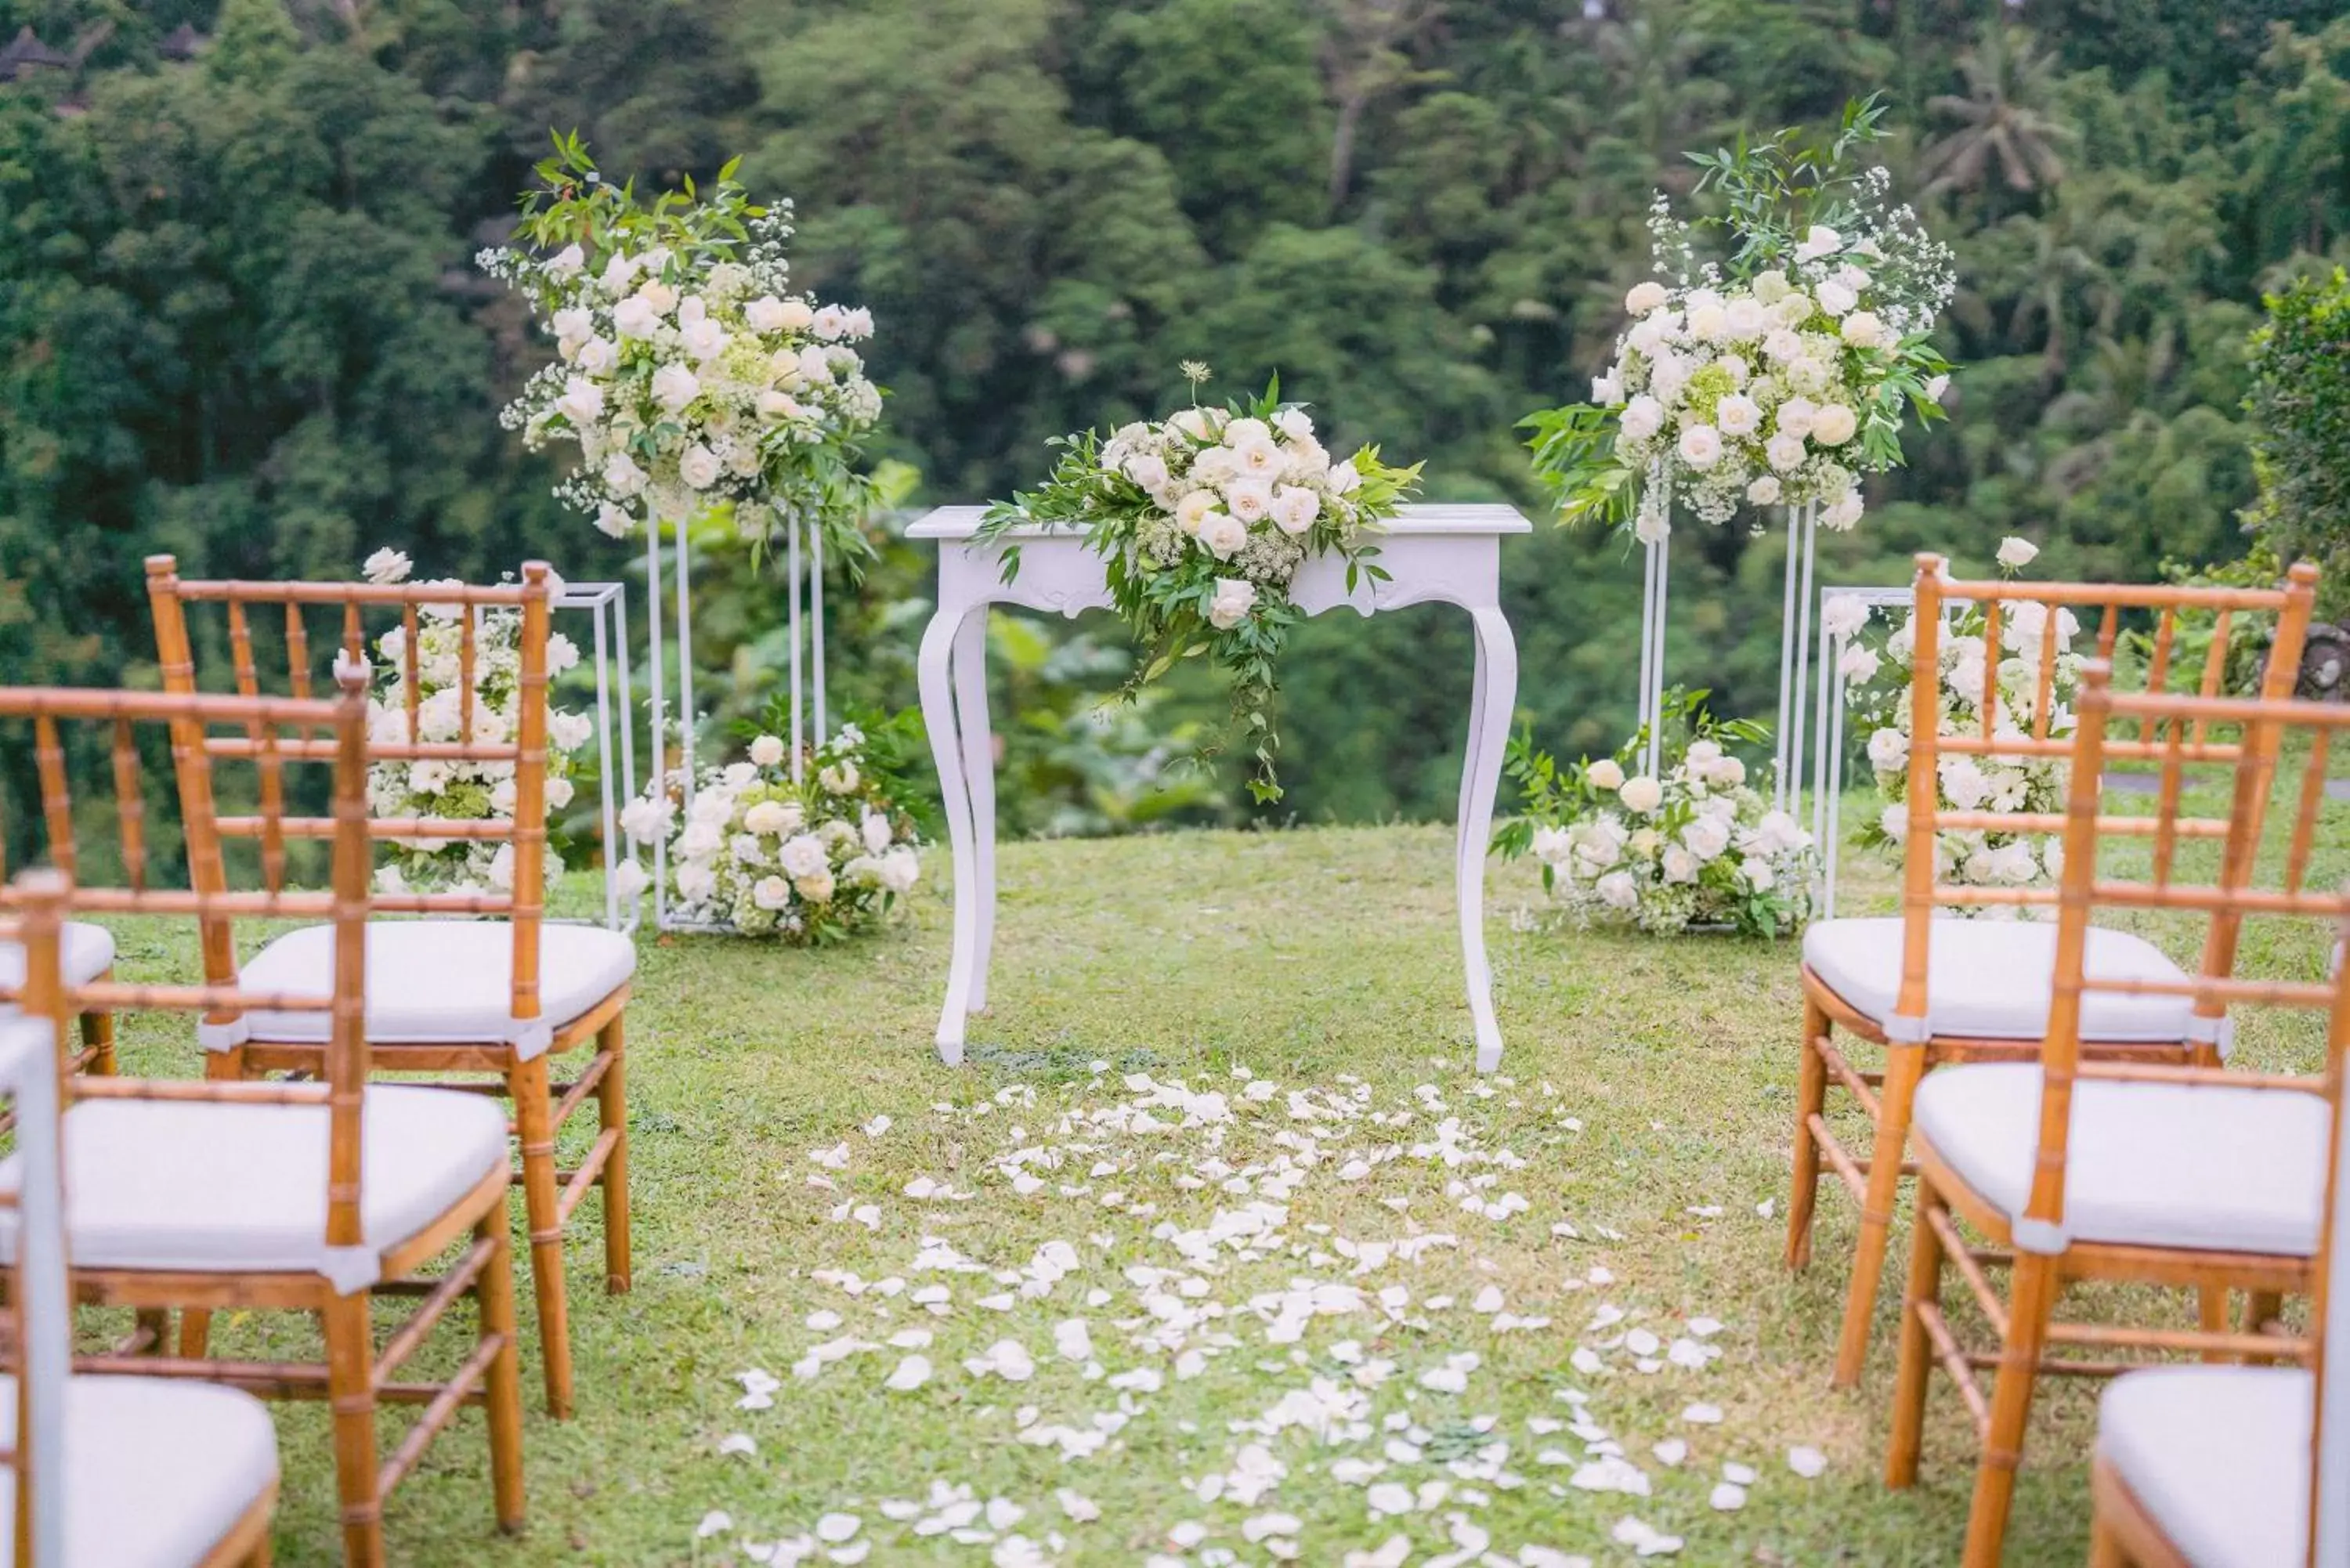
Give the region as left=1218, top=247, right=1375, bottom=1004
left=1837, top=540, right=2081, bottom=912
left=975, top=365, right=1420, bottom=804
left=480, top=132, right=884, bottom=555
left=621, top=720, right=921, bottom=942
left=359, top=549, right=592, bottom=894
left=1495, top=690, right=1817, bottom=938
left=1524, top=96, right=1954, bottom=538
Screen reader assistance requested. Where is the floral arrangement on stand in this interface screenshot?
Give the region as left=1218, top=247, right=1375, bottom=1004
left=1524, top=96, right=1955, bottom=539
left=1838, top=537, right=2082, bottom=910
left=480, top=132, right=884, bottom=555
left=1494, top=689, right=1817, bottom=938
left=620, top=710, right=922, bottom=942
left=977, top=365, right=1420, bottom=804
left=359, top=549, right=594, bottom=894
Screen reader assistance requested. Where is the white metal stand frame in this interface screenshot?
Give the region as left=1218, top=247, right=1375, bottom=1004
left=911, top=504, right=1529, bottom=1073
left=551, top=580, right=642, bottom=935
left=1632, top=493, right=1820, bottom=811
left=644, top=510, right=830, bottom=933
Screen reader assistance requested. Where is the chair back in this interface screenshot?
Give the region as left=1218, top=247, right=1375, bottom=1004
left=143, top=557, right=555, bottom=1035
left=1891, top=555, right=2319, bottom=1043
left=0, top=882, right=73, bottom=1568
left=0, top=679, right=376, bottom=1277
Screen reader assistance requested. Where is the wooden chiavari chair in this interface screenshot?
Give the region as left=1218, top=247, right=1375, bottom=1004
left=0, top=710, right=122, bottom=1077
left=1885, top=662, right=2345, bottom=1566
left=1788, top=555, right=2319, bottom=1385
left=0, top=681, right=525, bottom=1568
left=0, top=873, right=279, bottom=1567
left=145, top=556, right=634, bottom=1419
left=2084, top=1042, right=2349, bottom=1568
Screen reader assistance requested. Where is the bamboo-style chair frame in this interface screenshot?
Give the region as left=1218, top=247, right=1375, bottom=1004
left=0, top=712, right=128, bottom=1081
left=0, top=682, right=525, bottom=1568
left=1, top=883, right=279, bottom=1568
left=1789, top=555, right=2320, bottom=1386
left=144, top=555, right=631, bottom=1419
left=1885, top=663, right=2347, bottom=1567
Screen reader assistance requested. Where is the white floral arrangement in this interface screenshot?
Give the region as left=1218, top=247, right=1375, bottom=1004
left=480, top=134, right=884, bottom=551
left=1496, top=692, right=1817, bottom=938
left=1838, top=537, right=2082, bottom=911
left=976, top=367, right=1419, bottom=804
left=1526, top=98, right=1954, bottom=538
left=359, top=549, right=592, bottom=894
left=620, top=724, right=920, bottom=942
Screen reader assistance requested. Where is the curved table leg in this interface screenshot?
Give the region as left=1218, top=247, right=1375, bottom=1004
left=1458, top=605, right=1518, bottom=1072
left=918, top=603, right=982, bottom=1065
left=953, top=608, right=997, bottom=1013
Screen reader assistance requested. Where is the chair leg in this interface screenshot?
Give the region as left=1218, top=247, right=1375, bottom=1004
left=248, top=1535, right=273, bottom=1568
left=77, top=1009, right=114, bottom=1077
left=1963, top=1250, right=2061, bottom=1568
left=474, top=1214, right=528, bottom=1534
left=324, top=1289, right=385, bottom=1568
left=1785, top=993, right=1829, bottom=1271
left=178, top=1309, right=213, bottom=1359
left=2197, top=1286, right=2233, bottom=1363
left=2088, top=1508, right=2129, bottom=1568
left=596, top=1013, right=631, bottom=1295
left=2244, top=1290, right=2286, bottom=1365
left=1885, top=1178, right=1947, bottom=1489
left=508, top=1053, right=574, bottom=1419
left=1835, top=1040, right=1924, bottom=1386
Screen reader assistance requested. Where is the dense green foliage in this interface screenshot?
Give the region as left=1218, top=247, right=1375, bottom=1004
left=2247, top=268, right=2350, bottom=614
left=2, top=0, right=2347, bottom=829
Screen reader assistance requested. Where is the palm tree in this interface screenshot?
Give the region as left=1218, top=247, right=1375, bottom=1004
left=1920, top=25, right=2073, bottom=214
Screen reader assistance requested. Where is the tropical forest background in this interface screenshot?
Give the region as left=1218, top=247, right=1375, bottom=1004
left=2, top=0, right=2347, bottom=840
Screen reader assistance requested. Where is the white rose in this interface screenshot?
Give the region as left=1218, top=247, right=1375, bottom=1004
left=676, top=862, right=718, bottom=903
left=1592, top=371, right=1623, bottom=405
left=595, top=501, right=632, bottom=538
left=1761, top=327, right=1804, bottom=364
left=1273, top=407, right=1314, bottom=440
left=1585, top=757, right=1626, bottom=790
left=745, top=295, right=788, bottom=332
left=1618, top=775, right=1664, bottom=814
left=1271, top=486, right=1320, bottom=536
left=1175, top=490, right=1220, bottom=533
left=1838, top=643, right=1881, bottom=683
left=743, top=800, right=802, bottom=836
left=1840, top=311, right=1887, bottom=349
left=1925, top=374, right=1950, bottom=403
left=753, top=876, right=792, bottom=911
left=1683, top=815, right=1732, bottom=862
left=1714, top=394, right=1760, bottom=437
left=1822, top=493, right=1865, bottom=530
left=1940, top=756, right=1991, bottom=811
left=1709, top=754, right=1748, bottom=787
left=1743, top=860, right=1777, bottom=893
left=551, top=305, right=595, bottom=346
left=797, top=345, right=833, bottom=384
left=1231, top=437, right=1283, bottom=476
left=1677, top=425, right=1723, bottom=469
left=633, top=280, right=677, bottom=316
left=1661, top=844, right=1698, bottom=883
left=652, top=363, right=701, bottom=413
left=620, top=795, right=671, bottom=843
left=1625, top=280, right=1669, bottom=314
left=613, top=859, right=650, bottom=901
left=1596, top=870, right=1641, bottom=911
left=363, top=547, right=411, bottom=584
left=1224, top=478, right=1273, bottom=522
left=876, top=847, right=920, bottom=893
left=1325, top=459, right=1361, bottom=496
left=1795, top=225, right=1842, bottom=262
left=1125, top=452, right=1170, bottom=491
left=1814, top=280, right=1856, bottom=317
left=1997, top=536, right=2040, bottom=570
left=1723, top=298, right=1769, bottom=340
left=681, top=317, right=728, bottom=361
left=602, top=450, right=647, bottom=497
left=776, top=299, right=816, bottom=331
left=556, top=376, right=604, bottom=425
left=1879, top=804, right=1908, bottom=840
left=1620, top=396, right=1665, bottom=443
left=1207, top=577, right=1258, bottom=630
left=757, top=387, right=802, bottom=422
left=610, top=295, right=659, bottom=339
left=1197, top=511, right=1247, bottom=559
left=576, top=337, right=618, bottom=377
left=1747, top=475, right=1782, bottom=505
left=819, top=762, right=860, bottom=794
left=598, top=251, right=638, bottom=294
left=1686, top=739, right=1722, bottom=767
left=1824, top=594, right=1871, bottom=638
left=796, top=869, right=836, bottom=904
left=1810, top=403, right=1857, bottom=446
left=860, top=812, right=894, bottom=855
left=1687, top=303, right=1730, bottom=341
left=779, top=834, right=829, bottom=878
left=546, top=243, right=585, bottom=279
left=1222, top=416, right=1271, bottom=449
left=749, top=735, right=787, bottom=768
left=679, top=443, right=722, bottom=490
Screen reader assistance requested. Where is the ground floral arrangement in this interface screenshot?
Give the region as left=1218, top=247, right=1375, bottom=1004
left=978, top=367, right=1419, bottom=804
left=1838, top=537, right=2081, bottom=907
left=482, top=132, right=884, bottom=554
left=359, top=548, right=592, bottom=894
left=1494, top=692, right=1815, bottom=939
left=1524, top=96, right=1954, bottom=540
left=690, top=1061, right=1832, bottom=1565
left=622, top=716, right=921, bottom=941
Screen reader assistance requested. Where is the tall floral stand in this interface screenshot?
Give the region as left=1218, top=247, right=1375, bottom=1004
left=1633, top=497, right=1820, bottom=812
left=640, top=508, right=831, bottom=934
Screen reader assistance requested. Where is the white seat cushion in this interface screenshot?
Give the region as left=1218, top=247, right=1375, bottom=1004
left=226, top=919, right=635, bottom=1047
left=2098, top=1367, right=2309, bottom=1568
left=0, top=1086, right=509, bottom=1284
left=1913, top=1062, right=2328, bottom=1254
left=1803, top=916, right=2197, bottom=1042
left=0, top=922, right=117, bottom=1002
left=0, top=1373, right=278, bottom=1568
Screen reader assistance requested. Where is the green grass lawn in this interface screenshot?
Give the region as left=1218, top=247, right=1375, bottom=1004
left=92, top=794, right=2341, bottom=1566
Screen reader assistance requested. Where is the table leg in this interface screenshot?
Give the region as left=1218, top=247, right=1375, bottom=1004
left=1457, top=605, right=1518, bottom=1072
left=917, top=603, right=982, bottom=1065
left=953, top=608, right=997, bottom=1012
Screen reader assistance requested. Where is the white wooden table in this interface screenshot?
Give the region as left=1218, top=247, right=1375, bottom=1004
left=911, top=503, right=1531, bottom=1070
